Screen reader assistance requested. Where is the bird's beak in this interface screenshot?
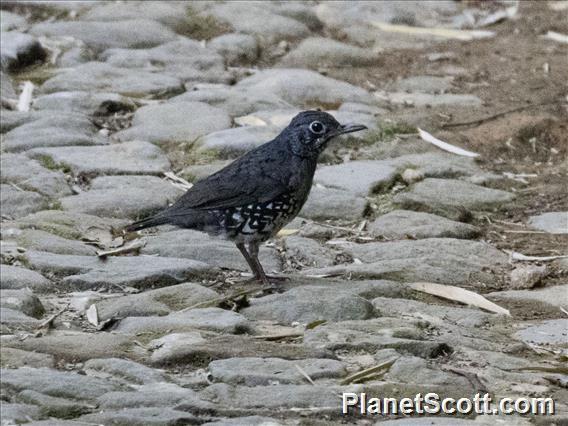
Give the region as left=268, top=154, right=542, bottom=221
left=336, top=123, right=368, bottom=136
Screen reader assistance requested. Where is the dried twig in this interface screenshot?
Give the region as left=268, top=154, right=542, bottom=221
left=295, top=364, right=316, bottom=385
left=252, top=332, right=304, bottom=341
left=179, top=286, right=270, bottom=312
left=97, top=239, right=146, bottom=258
left=418, top=128, right=479, bottom=158
left=508, top=251, right=568, bottom=262
left=37, top=304, right=69, bottom=330
left=444, top=366, right=488, bottom=393
left=164, top=172, right=193, bottom=191
left=340, top=358, right=398, bottom=385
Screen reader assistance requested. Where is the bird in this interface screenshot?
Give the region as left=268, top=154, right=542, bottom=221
left=125, top=110, right=367, bottom=285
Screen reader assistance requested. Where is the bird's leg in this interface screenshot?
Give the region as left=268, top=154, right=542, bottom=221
left=236, top=242, right=268, bottom=284
left=246, top=242, right=271, bottom=285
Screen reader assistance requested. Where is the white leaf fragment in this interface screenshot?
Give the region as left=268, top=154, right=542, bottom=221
left=418, top=128, right=480, bottom=158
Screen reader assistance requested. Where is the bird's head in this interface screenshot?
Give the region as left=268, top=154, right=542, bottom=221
left=283, top=110, right=367, bottom=158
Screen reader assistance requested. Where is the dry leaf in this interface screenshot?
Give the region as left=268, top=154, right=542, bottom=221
left=370, top=22, right=495, bottom=41
left=418, top=128, right=480, bottom=158
left=408, top=281, right=510, bottom=316
left=509, top=251, right=568, bottom=262
left=276, top=229, right=299, bottom=237
left=86, top=304, right=99, bottom=326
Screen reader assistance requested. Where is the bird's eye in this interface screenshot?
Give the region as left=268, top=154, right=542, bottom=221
left=309, top=121, right=325, bottom=135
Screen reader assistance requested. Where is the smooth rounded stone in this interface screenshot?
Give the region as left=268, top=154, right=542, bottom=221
left=89, top=282, right=219, bottom=322
left=141, top=229, right=281, bottom=273
left=234, top=108, right=300, bottom=128
left=315, top=161, right=398, bottom=196
left=0, top=10, right=27, bottom=32
left=386, top=356, right=471, bottom=388
left=0, top=110, right=63, bottom=134
left=515, top=319, right=568, bottom=346
left=1, top=31, right=47, bottom=71
left=206, top=3, right=310, bottom=45
left=18, top=389, right=93, bottom=419
left=0, top=153, right=72, bottom=198
left=77, top=407, right=200, bottom=426
left=300, top=185, right=367, bottom=221
left=327, top=110, right=380, bottom=134
left=181, top=161, right=230, bottom=181
left=27, top=140, right=171, bottom=177
left=16, top=210, right=127, bottom=241
left=378, top=419, right=481, bottom=425
left=487, top=284, right=568, bottom=309
left=0, top=289, right=44, bottom=318
left=368, top=210, right=480, bottom=240
left=1, top=70, right=16, bottom=99
left=41, top=62, right=184, bottom=98
left=204, top=416, right=286, bottom=426
left=386, top=91, right=483, bottom=107
left=33, top=91, right=136, bottom=116
left=394, top=178, right=515, bottom=219
left=22, top=250, right=216, bottom=290
left=195, top=125, right=280, bottom=159
left=304, top=238, right=508, bottom=287
left=0, top=403, right=42, bottom=424
left=59, top=175, right=183, bottom=219
left=283, top=235, right=336, bottom=268
left=372, top=297, right=492, bottom=328
left=3, top=113, right=106, bottom=152
left=1, top=307, right=42, bottom=330
left=0, top=265, right=52, bottom=291
left=389, top=75, right=454, bottom=94
left=208, top=33, right=259, bottom=64
left=30, top=19, right=176, bottom=51
left=0, top=184, right=47, bottom=219
left=208, top=357, right=346, bottom=386
left=242, top=286, right=374, bottom=324
left=5, top=331, right=144, bottom=362
left=528, top=211, right=567, bottom=234
left=280, top=37, right=377, bottom=68
left=1, top=367, right=124, bottom=401
left=0, top=347, right=55, bottom=368
left=173, top=86, right=293, bottom=117
left=9, top=228, right=95, bottom=256
left=508, top=264, right=548, bottom=289
left=236, top=68, right=376, bottom=107
left=84, top=358, right=169, bottom=385
left=339, top=102, right=387, bottom=116
left=114, top=102, right=231, bottom=146
left=149, top=334, right=334, bottom=367
left=115, top=307, right=250, bottom=335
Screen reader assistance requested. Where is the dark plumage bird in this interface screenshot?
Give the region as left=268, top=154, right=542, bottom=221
left=125, top=110, right=367, bottom=284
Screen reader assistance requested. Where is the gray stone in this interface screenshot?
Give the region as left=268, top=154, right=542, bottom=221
left=242, top=286, right=374, bottom=324
left=314, top=160, right=398, bottom=195
left=386, top=355, right=471, bottom=388
left=89, top=282, right=218, bottom=321
left=528, top=211, right=567, bottom=234
left=30, top=19, right=176, bottom=51
left=386, top=91, right=482, bottom=107
left=181, top=161, right=230, bottom=181
left=114, top=102, right=231, bottom=146
left=283, top=235, right=336, bottom=268
left=27, top=141, right=171, bottom=177
left=389, top=76, right=454, bottom=93
left=41, top=62, right=184, bottom=98
left=299, top=185, right=367, bottom=221
left=0, top=403, right=42, bottom=424
left=304, top=238, right=508, bottom=287
left=0, top=265, right=52, bottom=291
left=3, top=113, right=106, bottom=152
left=1, top=70, right=16, bottom=99
left=84, top=358, right=169, bottom=385
left=339, top=102, right=387, bottom=116
left=0, top=347, right=55, bottom=368
left=149, top=333, right=333, bottom=367
left=115, top=307, right=250, bottom=335
left=33, top=91, right=136, bottom=116
left=209, top=33, right=259, bottom=64
left=77, top=407, right=200, bottom=425
left=236, top=68, right=375, bottom=107
left=0, top=153, right=72, bottom=198
left=141, top=229, right=282, bottom=273
left=204, top=417, right=285, bottom=426
left=59, top=175, right=183, bottom=219
left=4, top=331, right=143, bottom=362
left=369, top=210, right=479, bottom=239
left=0, top=11, right=27, bottom=32
left=101, top=39, right=226, bottom=83
left=1, top=31, right=46, bottom=71
left=18, top=390, right=93, bottom=419
left=208, top=357, right=346, bottom=385
left=1, top=289, right=44, bottom=318
left=509, top=264, right=548, bottom=289
left=172, top=86, right=293, bottom=117
left=195, top=125, right=280, bottom=158
left=1, top=307, right=41, bottom=330
left=515, top=319, right=568, bottom=346
left=394, top=178, right=515, bottom=220
left=1, top=367, right=123, bottom=401
left=9, top=228, right=95, bottom=256
left=488, top=284, right=568, bottom=309
left=0, top=184, right=47, bottom=219
left=280, top=37, right=376, bottom=68
left=206, top=3, right=310, bottom=45
left=22, top=250, right=216, bottom=290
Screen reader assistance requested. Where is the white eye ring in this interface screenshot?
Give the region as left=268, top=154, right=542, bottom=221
left=309, top=121, right=325, bottom=135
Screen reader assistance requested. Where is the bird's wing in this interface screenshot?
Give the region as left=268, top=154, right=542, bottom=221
left=169, top=144, right=291, bottom=211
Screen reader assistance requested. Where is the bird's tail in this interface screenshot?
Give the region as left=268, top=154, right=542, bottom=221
left=124, top=213, right=171, bottom=233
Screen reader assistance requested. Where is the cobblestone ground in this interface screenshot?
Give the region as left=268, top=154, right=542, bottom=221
left=1, top=1, right=567, bottom=425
